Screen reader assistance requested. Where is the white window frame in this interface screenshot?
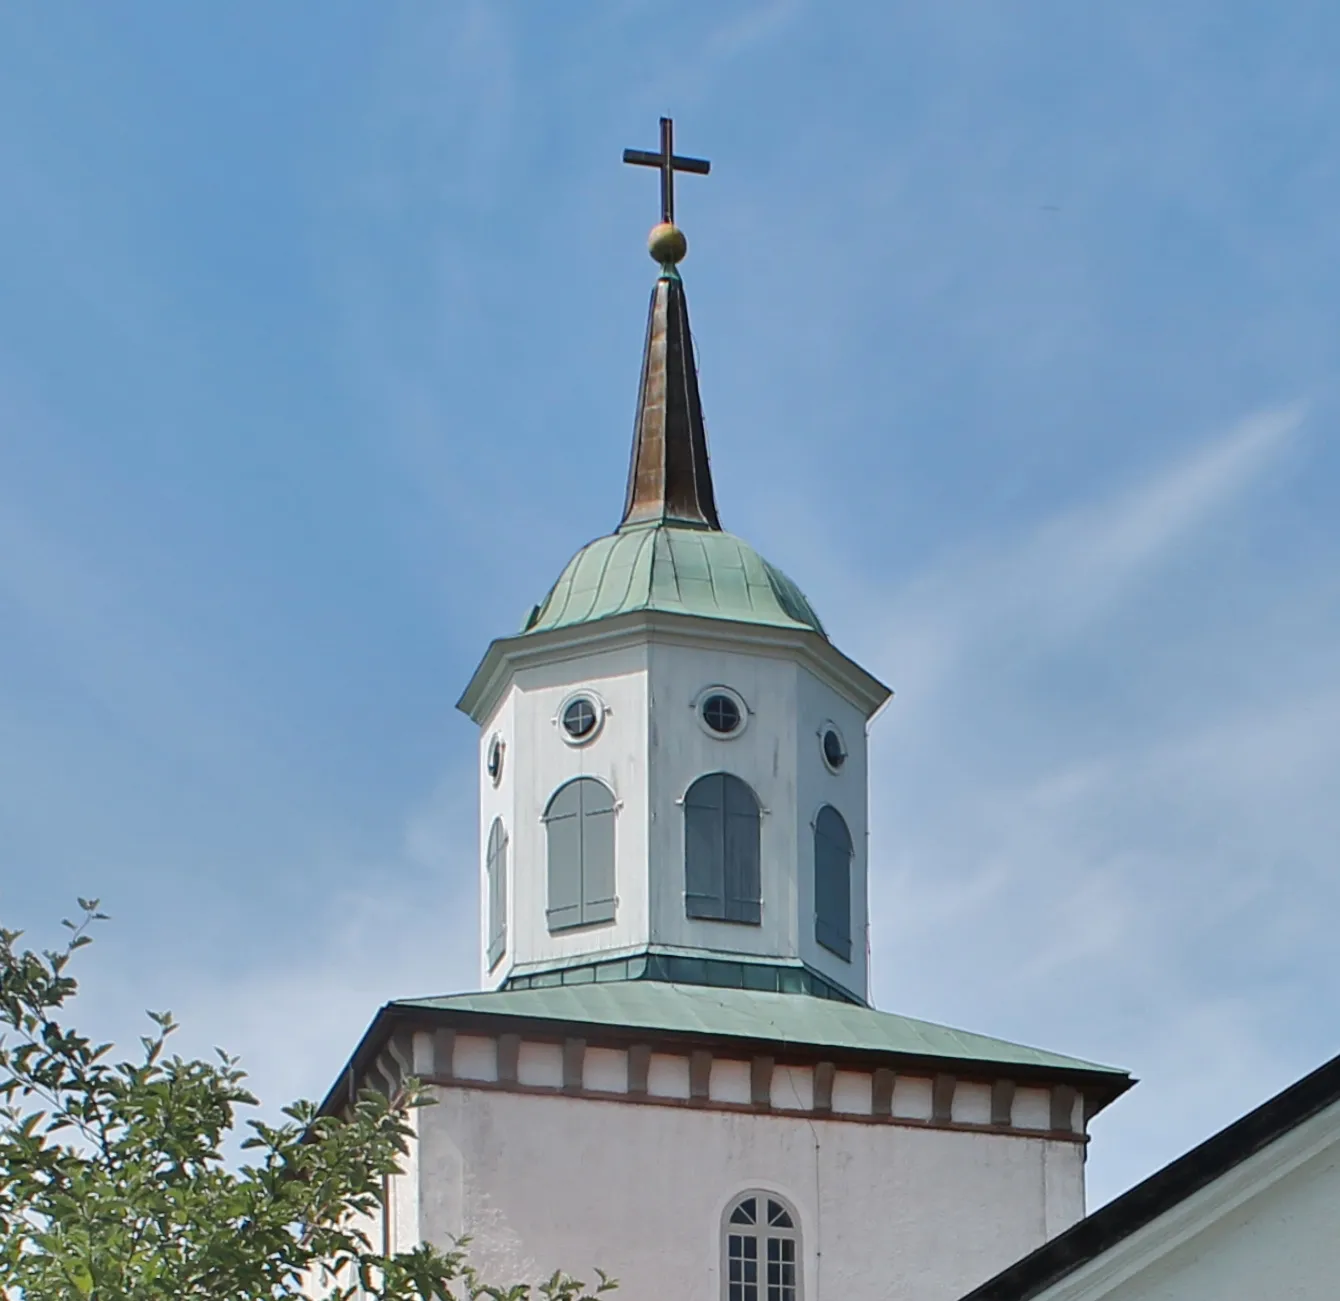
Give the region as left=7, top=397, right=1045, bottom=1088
left=555, top=689, right=607, bottom=747
left=721, top=1190, right=801, bottom=1301
left=693, top=684, right=750, bottom=740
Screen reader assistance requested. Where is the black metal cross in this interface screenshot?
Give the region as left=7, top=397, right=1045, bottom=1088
left=622, top=117, right=710, bottom=225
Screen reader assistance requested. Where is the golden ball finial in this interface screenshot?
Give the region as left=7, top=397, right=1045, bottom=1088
left=648, top=221, right=687, bottom=265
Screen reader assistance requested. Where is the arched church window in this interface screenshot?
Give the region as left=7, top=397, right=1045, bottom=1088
left=544, top=778, right=616, bottom=932
left=685, top=773, right=761, bottom=925
left=723, top=1193, right=800, bottom=1301
left=813, top=805, right=853, bottom=961
left=486, top=818, right=507, bottom=968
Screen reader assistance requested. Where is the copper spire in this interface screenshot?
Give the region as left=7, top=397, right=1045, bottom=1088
left=619, top=119, right=720, bottom=532
left=619, top=265, right=721, bottom=531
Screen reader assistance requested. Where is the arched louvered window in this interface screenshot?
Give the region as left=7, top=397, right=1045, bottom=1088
left=545, top=778, right=616, bottom=932
left=814, top=805, right=853, bottom=961
left=485, top=818, right=507, bottom=968
left=723, top=1193, right=800, bottom=1301
left=685, top=773, right=761, bottom=924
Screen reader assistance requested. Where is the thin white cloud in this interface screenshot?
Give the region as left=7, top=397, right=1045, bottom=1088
left=856, top=402, right=1336, bottom=1207
left=1031, top=405, right=1303, bottom=618
left=877, top=404, right=1305, bottom=711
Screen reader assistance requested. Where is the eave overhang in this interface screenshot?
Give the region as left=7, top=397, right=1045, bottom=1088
left=317, top=996, right=1133, bottom=1123
left=455, top=608, right=892, bottom=727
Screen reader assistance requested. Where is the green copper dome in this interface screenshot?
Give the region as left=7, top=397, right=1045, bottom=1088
left=523, top=523, right=826, bottom=637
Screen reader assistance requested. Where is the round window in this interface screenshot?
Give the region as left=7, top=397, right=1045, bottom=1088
left=702, top=693, right=741, bottom=735
left=486, top=735, right=505, bottom=786
left=698, top=687, right=747, bottom=738
left=821, top=725, right=847, bottom=772
left=560, top=694, right=601, bottom=743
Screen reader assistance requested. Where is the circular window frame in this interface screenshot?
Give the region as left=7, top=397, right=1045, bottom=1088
left=694, top=685, right=749, bottom=741
left=557, top=690, right=606, bottom=746
left=486, top=734, right=506, bottom=786
left=819, top=721, right=848, bottom=774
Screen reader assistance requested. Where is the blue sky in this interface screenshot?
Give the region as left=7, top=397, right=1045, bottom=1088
left=2, top=2, right=1339, bottom=1210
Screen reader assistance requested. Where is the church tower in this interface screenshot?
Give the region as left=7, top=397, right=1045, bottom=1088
left=457, top=175, right=890, bottom=1007
left=319, top=121, right=1132, bottom=1301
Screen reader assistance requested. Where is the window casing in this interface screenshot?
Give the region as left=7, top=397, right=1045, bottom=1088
left=723, top=1193, right=800, bottom=1301
left=558, top=691, right=605, bottom=745
left=685, top=773, right=762, bottom=924
left=696, top=685, right=748, bottom=739
left=486, top=818, right=507, bottom=968
left=813, top=805, right=853, bottom=961
left=545, top=778, right=616, bottom=931
left=819, top=723, right=846, bottom=772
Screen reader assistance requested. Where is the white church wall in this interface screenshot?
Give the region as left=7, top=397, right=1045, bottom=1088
left=772, top=1064, right=815, bottom=1111
left=710, top=1058, right=753, bottom=1105
left=583, top=1046, right=628, bottom=1093
left=453, top=1035, right=498, bottom=1082
left=1044, top=1138, right=1086, bottom=1237
left=793, top=664, right=871, bottom=1001
left=478, top=645, right=653, bottom=987
left=517, top=1041, right=563, bottom=1089
left=475, top=624, right=882, bottom=996
left=1014, top=1086, right=1053, bottom=1130
left=648, top=1052, right=691, bottom=1099
left=415, top=1084, right=1087, bottom=1301
left=645, top=640, right=805, bottom=962
left=832, top=1069, right=872, bottom=1114
left=954, top=1081, right=994, bottom=1126
left=894, top=1075, right=934, bottom=1121
left=389, top=1102, right=421, bottom=1253
left=477, top=685, right=519, bottom=986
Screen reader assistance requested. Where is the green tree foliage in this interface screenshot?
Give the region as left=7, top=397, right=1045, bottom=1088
left=0, top=904, right=616, bottom=1301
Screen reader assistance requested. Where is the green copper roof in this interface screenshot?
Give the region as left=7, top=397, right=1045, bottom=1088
left=523, top=523, right=826, bottom=637
left=396, top=982, right=1127, bottom=1080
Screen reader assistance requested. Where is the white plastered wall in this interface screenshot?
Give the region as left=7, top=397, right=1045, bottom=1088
left=477, top=644, right=653, bottom=988
left=644, top=640, right=806, bottom=964
left=793, top=663, right=870, bottom=998
left=416, top=1085, right=1085, bottom=1301
left=477, top=629, right=874, bottom=999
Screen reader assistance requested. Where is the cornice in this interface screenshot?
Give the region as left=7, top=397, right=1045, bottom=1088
left=456, top=608, right=892, bottom=725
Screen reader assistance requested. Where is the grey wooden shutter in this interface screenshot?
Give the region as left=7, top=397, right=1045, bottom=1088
left=722, top=775, right=762, bottom=924
left=814, top=804, right=853, bottom=960
left=684, top=774, right=726, bottom=919
left=579, top=781, right=616, bottom=924
left=547, top=779, right=617, bottom=931
left=685, top=773, right=761, bottom=924
left=546, top=783, right=584, bottom=931
left=486, top=818, right=507, bottom=965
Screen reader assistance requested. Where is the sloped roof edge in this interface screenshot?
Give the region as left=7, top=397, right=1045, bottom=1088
left=959, top=1047, right=1340, bottom=1301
